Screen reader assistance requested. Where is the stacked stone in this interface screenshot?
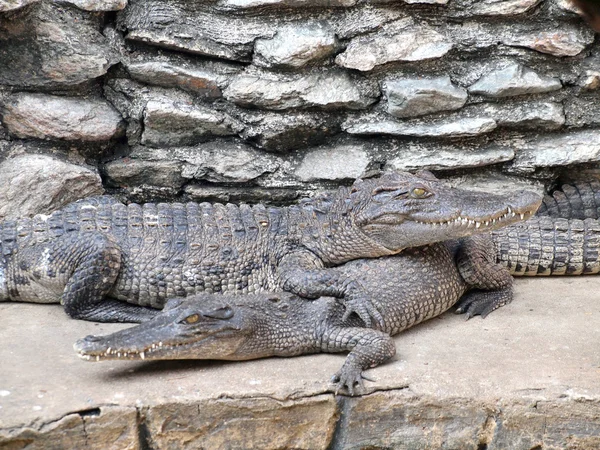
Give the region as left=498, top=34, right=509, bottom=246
left=1, top=0, right=600, bottom=217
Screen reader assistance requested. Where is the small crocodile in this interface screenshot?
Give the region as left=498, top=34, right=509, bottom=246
left=74, top=215, right=600, bottom=394
left=0, top=171, right=540, bottom=324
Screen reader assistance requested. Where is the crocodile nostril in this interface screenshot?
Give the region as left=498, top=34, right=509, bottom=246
left=83, top=335, right=103, bottom=342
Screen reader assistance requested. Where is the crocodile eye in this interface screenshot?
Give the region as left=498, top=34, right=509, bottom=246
left=411, top=187, right=431, bottom=198
left=182, top=314, right=200, bottom=324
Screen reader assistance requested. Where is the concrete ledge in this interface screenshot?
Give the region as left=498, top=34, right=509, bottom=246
left=1, top=278, right=599, bottom=449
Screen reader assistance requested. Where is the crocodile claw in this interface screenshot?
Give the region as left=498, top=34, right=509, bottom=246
left=455, top=289, right=513, bottom=319
left=331, top=366, right=372, bottom=396
left=341, top=296, right=384, bottom=329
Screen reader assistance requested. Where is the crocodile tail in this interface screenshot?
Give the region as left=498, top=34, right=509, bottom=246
left=492, top=217, right=600, bottom=276
left=538, top=181, right=600, bottom=220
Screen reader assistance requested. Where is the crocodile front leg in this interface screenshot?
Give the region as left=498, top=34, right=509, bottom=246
left=454, top=234, right=514, bottom=319
left=278, top=250, right=384, bottom=327
left=323, top=326, right=396, bottom=396
left=7, top=232, right=157, bottom=323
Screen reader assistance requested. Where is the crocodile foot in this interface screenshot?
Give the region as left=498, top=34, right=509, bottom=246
left=341, top=294, right=384, bottom=329
left=331, top=365, right=375, bottom=396
left=454, top=288, right=513, bottom=319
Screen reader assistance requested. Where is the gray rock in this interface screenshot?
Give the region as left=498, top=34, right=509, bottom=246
left=0, top=154, right=104, bottom=220
left=120, top=0, right=273, bottom=62
left=509, top=130, right=600, bottom=172
left=104, top=158, right=185, bottom=190
left=564, top=96, right=600, bottom=127
left=130, top=141, right=282, bottom=184
left=502, top=24, right=594, bottom=56
left=483, top=102, right=565, bottom=130
left=332, top=5, right=405, bottom=40
left=240, top=111, right=340, bottom=152
left=0, top=0, right=37, bottom=11
left=344, top=116, right=497, bottom=138
left=184, top=185, right=301, bottom=205
left=383, top=76, right=468, bottom=118
left=403, top=0, right=448, bottom=3
left=295, top=143, right=371, bottom=182
left=443, top=170, right=546, bottom=197
left=335, top=18, right=452, bottom=71
left=253, top=22, right=337, bottom=69
left=215, top=0, right=357, bottom=10
left=469, top=63, right=562, bottom=98
left=386, top=143, right=514, bottom=171
left=463, top=0, right=542, bottom=15
left=224, top=70, right=377, bottom=110
left=0, top=2, right=117, bottom=87
left=66, top=0, right=127, bottom=10
left=141, top=99, right=243, bottom=147
left=125, top=60, right=239, bottom=99
left=2, top=93, right=124, bottom=142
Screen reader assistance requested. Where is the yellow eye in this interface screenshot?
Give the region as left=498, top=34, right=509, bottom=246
left=411, top=187, right=429, bottom=198
left=184, top=314, right=200, bottom=324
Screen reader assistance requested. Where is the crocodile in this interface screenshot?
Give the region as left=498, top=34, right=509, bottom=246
left=538, top=181, right=600, bottom=220
left=0, top=171, right=541, bottom=324
left=74, top=215, right=600, bottom=394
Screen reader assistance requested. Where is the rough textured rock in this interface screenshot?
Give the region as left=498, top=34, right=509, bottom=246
left=502, top=24, right=594, bottom=56
left=240, top=111, right=340, bottom=152
left=0, top=2, right=117, bottom=87
left=0, top=154, right=104, bottom=220
left=224, top=70, right=377, bottom=110
left=114, top=141, right=283, bottom=185
left=67, top=0, right=128, bottom=10
left=482, top=101, right=565, bottom=130
left=253, top=22, right=337, bottom=69
left=141, top=98, right=243, bottom=147
left=386, top=143, right=514, bottom=171
left=469, top=62, right=562, bottom=98
left=383, top=76, right=468, bottom=118
left=215, top=0, right=358, bottom=10
left=295, top=142, right=372, bottom=182
left=2, top=93, right=124, bottom=142
left=104, top=158, right=185, bottom=191
left=344, top=116, right=497, bottom=138
left=125, top=59, right=240, bottom=99
left=335, top=18, right=452, bottom=71
left=0, top=406, right=138, bottom=450
left=120, top=0, right=271, bottom=62
left=0, top=0, right=37, bottom=11
left=508, top=130, right=600, bottom=173
left=467, top=0, right=542, bottom=15
left=184, top=184, right=301, bottom=204
left=143, top=396, right=337, bottom=449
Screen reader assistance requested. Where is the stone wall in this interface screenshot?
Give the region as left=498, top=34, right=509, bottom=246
left=1, top=0, right=600, bottom=217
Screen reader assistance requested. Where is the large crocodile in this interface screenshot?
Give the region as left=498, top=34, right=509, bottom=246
left=0, top=171, right=540, bottom=324
left=74, top=215, right=600, bottom=394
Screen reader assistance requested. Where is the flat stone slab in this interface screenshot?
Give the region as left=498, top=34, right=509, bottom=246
left=1, top=278, right=599, bottom=448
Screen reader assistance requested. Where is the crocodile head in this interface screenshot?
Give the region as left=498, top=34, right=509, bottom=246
left=74, top=293, right=299, bottom=362
left=348, top=171, right=542, bottom=253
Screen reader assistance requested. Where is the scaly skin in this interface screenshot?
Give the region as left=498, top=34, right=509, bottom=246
left=0, top=171, right=541, bottom=324
left=74, top=243, right=474, bottom=395
left=538, top=181, right=600, bottom=220
left=74, top=215, right=600, bottom=394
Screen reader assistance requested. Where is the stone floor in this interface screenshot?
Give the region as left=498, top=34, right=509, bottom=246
left=1, top=277, right=599, bottom=449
